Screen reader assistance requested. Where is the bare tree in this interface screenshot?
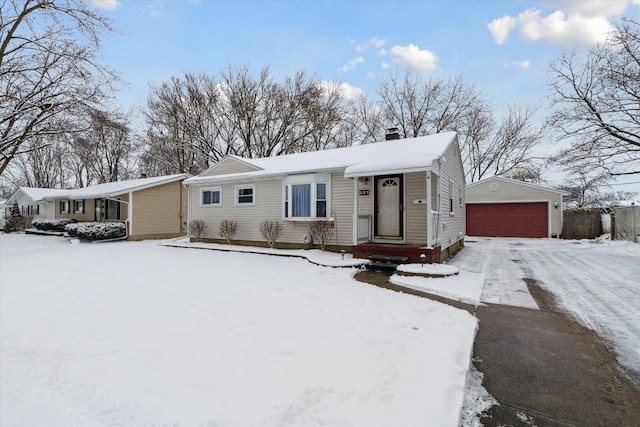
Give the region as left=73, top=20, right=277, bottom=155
left=559, top=172, right=612, bottom=208
left=377, top=70, right=483, bottom=138
left=72, top=108, right=137, bottom=183
left=142, top=66, right=353, bottom=174
left=10, top=135, right=69, bottom=188
left=348, top=93, right=386, bottom=144
left=548, top=18, right=640, bottom=176
left=463, top=103, right=545, bottom=182
left=376, top=70, right=544, bottom=182
left=143, top=73, right=227, bottom=175
left=0, top=0, right=118, bottom=176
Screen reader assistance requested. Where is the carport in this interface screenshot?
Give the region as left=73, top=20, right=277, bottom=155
left=465, top=177, right=568, bottom=238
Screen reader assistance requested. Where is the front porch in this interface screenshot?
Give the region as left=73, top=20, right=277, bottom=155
left=352, top=242, right=441, bottom=264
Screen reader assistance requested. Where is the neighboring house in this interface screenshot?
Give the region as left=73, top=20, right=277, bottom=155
left=465, top=176, right=569, bottom=238
left=45, top=174, right=190, bottom=240
left=184, top=131, right=466, bottom=263
left=5, top=187, right=69, bottom=219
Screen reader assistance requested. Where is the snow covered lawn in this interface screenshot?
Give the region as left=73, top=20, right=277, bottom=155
left=449, top=236, right=640, bottom=380
left=1, top=234, right=477, bottom=426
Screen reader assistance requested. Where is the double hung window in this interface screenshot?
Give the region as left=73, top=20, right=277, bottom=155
left=60, top=200, right=70, bottom=214
left=235, top=184, right=255, bottom=205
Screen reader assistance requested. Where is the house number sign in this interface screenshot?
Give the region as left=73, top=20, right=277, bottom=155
left=359, top=189, right=370, bottom=196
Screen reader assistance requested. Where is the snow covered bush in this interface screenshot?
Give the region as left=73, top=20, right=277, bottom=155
left=3, top=203, right=27, bottom=233
left=32, top=218, right=77, bottom=232
left=189, top=219, right=207, bottom=239
left=65, top=222, right=126, bottom=241
left=259, top=220, right=283, bottom=249
left=219, top=219, right=238, bottom=244
left=309, top=221, right=334, bottom=251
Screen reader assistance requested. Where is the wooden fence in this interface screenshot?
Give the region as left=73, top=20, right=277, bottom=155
left=612, top=205, right=639, bottom=243
left=562, top=209, right=602, bottom=240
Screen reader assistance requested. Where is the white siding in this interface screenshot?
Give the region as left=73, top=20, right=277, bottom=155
left=203, top=157, right=258, bottom=177
left=189, top=172, right=354, bottom=247
left=331, top=173, right=354, bottom=247
left=11, top=193, right=51, bottom=219
left=405, top=172, right=428, bottom=245
left=438, top=139, right=466, bottom=250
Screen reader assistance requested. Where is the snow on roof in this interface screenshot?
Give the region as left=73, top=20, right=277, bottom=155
left=10, top=187, right=69, bottom=203
left=185, top=131, right=457, bottom=184
left=44, top=174, right=189, bottom=200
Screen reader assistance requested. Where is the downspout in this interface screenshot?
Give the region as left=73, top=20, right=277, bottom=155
left=185, top=182, right=192, bottom=239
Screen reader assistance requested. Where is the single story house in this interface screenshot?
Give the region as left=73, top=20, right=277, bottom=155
left=184, top=131, right=466, bottom=263
left=5, top=187, right=69, bottom=219
left=45, top=174, right=190, bottom=240
left=465, top=176, right=569, bottom=238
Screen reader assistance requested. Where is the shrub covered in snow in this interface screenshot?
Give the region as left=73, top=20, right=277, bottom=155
left=32, top=218, right=77, bottom=232
left=3, top=203, right=27, bottom=233
left=65, top=222, right=126, bottom=241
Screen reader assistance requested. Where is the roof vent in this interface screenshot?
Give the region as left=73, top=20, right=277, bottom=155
left=385, top=127, right=401, bottom=141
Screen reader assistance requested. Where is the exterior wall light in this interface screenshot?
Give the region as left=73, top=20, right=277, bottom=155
left=554, top=202, right=559, bottom=209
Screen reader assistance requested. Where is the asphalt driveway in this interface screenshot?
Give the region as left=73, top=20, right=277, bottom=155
left=449, top=237, right=640, bottom=382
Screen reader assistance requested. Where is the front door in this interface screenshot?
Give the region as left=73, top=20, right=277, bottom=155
left=374, top=175, right=403, bottom=239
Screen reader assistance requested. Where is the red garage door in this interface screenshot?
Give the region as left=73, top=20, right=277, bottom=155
left=466, top=202, right=548, bottom=238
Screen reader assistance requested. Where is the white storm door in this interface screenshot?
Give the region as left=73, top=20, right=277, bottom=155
left=375, top=175, right=403, bottom=239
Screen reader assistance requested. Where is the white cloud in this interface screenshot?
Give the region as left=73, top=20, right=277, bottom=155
left=519, top=9, right=612, bottom=45
left=550, top=0, right=629, bottom=17
left=338, top=82, right=365, bottom=100
left=89, top=0, right=119, bottom=10
left=488, top=15, right=518, bottom=44
left=356, top=36, right=386, bottom=52
left=388, top=44, right=437, bottom=70
left=381, top=62, right=390, bottom=69
left=488, top=1, right=625, bottom=47
left=504, top=60, right=531, bottom=69
left=339, top=56, right=365, bottom=72
left=320, top=81, right=365, bottom=101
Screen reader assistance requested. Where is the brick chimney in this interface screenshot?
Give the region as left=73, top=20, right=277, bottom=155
left=385, top=127, right=401, bottom=140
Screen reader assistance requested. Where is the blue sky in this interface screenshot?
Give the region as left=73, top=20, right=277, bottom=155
left=92, top=0, right=640, bottom=190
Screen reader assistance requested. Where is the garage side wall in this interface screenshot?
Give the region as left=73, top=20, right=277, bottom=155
left=466, top=178, right=564, bottom=237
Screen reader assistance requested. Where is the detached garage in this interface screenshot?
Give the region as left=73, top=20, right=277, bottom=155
left=465, top=177, right=568, bottom=238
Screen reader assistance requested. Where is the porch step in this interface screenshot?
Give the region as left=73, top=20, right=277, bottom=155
left=365, top=254, right=409, bottom=271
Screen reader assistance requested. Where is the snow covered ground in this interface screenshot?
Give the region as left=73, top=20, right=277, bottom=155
left=0, top=234, right=477, bottom=426
left=449, top=236, right=640, bottom=380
